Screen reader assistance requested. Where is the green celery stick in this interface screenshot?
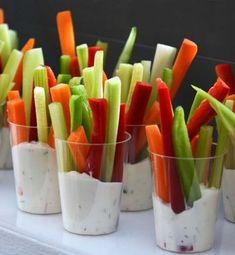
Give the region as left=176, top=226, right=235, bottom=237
left=34, top=87, right=48, bottom=143
left=70, top=95, right=82, bottom=132
left=22, top=48, right=44, bottom=125
left=49, top=102, right=73, bottom=172
left=113, top=27, right=137, bottom=76
left=3, top=49, right=22, bottom=82
left=83, top=67, right=94, bottom=98
left=162, top=68, right=173, bottom=90
left=102, top=77, right=121, bottom=182
left=9, top=30, right=18, bottom=50
left=172, top=106, right=201, bottom=207
left=60, top=55, right=71, bottom=74
left=0, top=24, right=11, bottom=66
left=117, top=63, right=133, bottom=103
left=0, top=74, right=10, bottom=104
left=0, top=40, right=5, bottom=55
left=148, top=44, right=177, bottom=108
left=96, top=40, right=108, bottom=65
left=195, top=125, right=213, bottom=182
left=57, top=74, right=71, bottom=84
left=69, top=77, right=83, bottom=87
left=126, top=62, right=143, bottom=111
left=76, top=44, right=88, bottom=74
left=92, top=50, right=103, bottom=98
left=187, top=91, right=204, bottom=122
left=141, top=60, right=151, bottom=82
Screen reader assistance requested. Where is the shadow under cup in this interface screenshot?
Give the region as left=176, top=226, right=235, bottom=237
left=55, top=132, right=131, bottom=235
left=149, top=144, right=224, bottom=253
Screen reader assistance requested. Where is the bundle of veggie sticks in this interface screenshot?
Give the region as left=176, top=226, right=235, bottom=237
left=146, top=73, right=232, bottom=214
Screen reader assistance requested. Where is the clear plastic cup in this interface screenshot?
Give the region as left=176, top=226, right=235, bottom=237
left=121, top=124, right=152, bottom=211
left=0, top=103, right=12, bottom=169
left=149, top=144, right=224, bottom=253
left=9, top=122, right=61, bottom=214
left=55, top=132, right=131, bottom=235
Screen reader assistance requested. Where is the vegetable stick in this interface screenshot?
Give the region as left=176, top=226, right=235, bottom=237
left=45, top=66, right=57, bottom=87
left=102, top=77, right=121, bottom=181
left=146, top=124, right=169, bottom=203
left=60, top=55, right=71, bottom=74
left=113, top=27, right=137, bottom=76
left=68, top=126, right=89, bottom=172
left=0, top=74, right=10, bottom=104
left=22, top=48, right=44, bottom=125
left=117, top=63, right=133, bottom=103
left=0, top=9, right=4, bottom=24
left=7, top=98, right=28, bottom=144
left=7, top=90, right=20, bottom=101
left=29, top=89, right=38, bottom=142
left=88, top=46, right=102, bottom=67
left=9, top=30, right=18, bottom=50
left=157, top=78, right=185, bottom=213
left=172, top=106, right=201, bottom=207
left=70, top=95, right=82, bottom=132
left=162, top=68, right=173, bottom=90
left=187, top=91, right=204, bottom=122
left=187, top=78, right=230, bottom=139
left=34, top=87, right=48, bottom=143
left=126, top=63, right=143, bottom=111
left=0, top=40, right=5, bottom=71
left=141, top=60, right=151, bottom=82
left=48, top=127, right=55, bottom=148
left=69, top=77, right=83, bottom=87
left=190, top=135, right=199, bottom=157
left=0, top=24, right=11, bottom=66
left=50, top=83, right=71, bottom=133
left=96, top=40, right=108, bottom=65
left=226, top=94, right=235, bottom=101
left=57, top=74, right=71, bottom=84
left=76, top=44, right=88, bottom=74
left=70, top=56, right=80, bottom=76
left=92, top=51, right=103, bottom=98
left=215, top=64, right=235, bottom=94
left=56, top=11, right=75, bottom=57
left=83, top=67, right=95, bottom=97
left=170, top=38, right=198, bottom=99
left=112, top=103, right=126, bottom=182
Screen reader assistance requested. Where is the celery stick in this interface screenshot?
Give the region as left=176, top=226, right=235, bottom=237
left=34, top=87, right=48, bottom=143
left=60, top=55, right=71, bottom=74
left=49, top=102, right=73, bottom=172
left=96, top=40, right=108, bottom=64
left=3, top=49, right=22, bottom=82
left=141, top=60, right=151, bottom=83
left=70, top=95, right=82, bottom=132
left=9, top=30, right=18, bottom=50
left=76, top=44, right=88, bottom=74
left=113, top=27, right=137, bottom=76
left=69, top=76, right=83, bottom=87
left=22, top=48, right=44, bottom=125
left=0, top=40, right=5, bottom=55
left=0, top=24, right=11, bottom=66
left=162, top=68, right=173, bottom=90
left=92, top=51, right=103, bottom=98
left=102, top=77, right=121, bottom=182
left=195, top=125, right=213, bottom=182
left=0, top=74, right=10, bottom=104
left=126, top=63, right=143, bottom=111
left=187, top=91, right=204, bottom=122
left=83, top=67, right=94, bottom=98
left=57, top=74, right=71, bottom=84
left=149, top=44, right=177, bottom=107
left=117, top=63, right=133, bottom=103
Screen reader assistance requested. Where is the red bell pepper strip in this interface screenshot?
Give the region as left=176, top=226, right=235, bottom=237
left=215, top=64, right=235, bottom=94
left=157, top=78, right=185, bottom=213
left=112, top=103, right=126, bottom=182
left=88, top=46, right=103, bottom=67
left=29, top=90, right=38, bottom=141
left=45, top=65, right=57, bottom=87
left=190, top=134, right=199, bottom=157
left=187, top=78, right=230, bottom=139
left=70, top=56, right=80, bottom=77
left=85, top=98, right=107, bottom=179
left=126, top=82, right=152, bottom=163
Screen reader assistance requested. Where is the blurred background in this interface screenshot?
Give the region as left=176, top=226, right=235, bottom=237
left=0, top=0, right=234, bottom=111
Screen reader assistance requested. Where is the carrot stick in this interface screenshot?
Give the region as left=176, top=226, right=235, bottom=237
left=7, top=99, right=28, bottom=145
left=48, top=127, right=55, bottom=148
left=146, top=125, right=169, bottom=203
left=13, top=38, right=35, bottom=90
left=45, top=65, right=57, bottom=87
left=226, top=94, right=235, bottom=101
left=7, top=90, right=20, bottom=101
left=170, top=39, right=198, bottom=99
left=102, top=71, right=108, bottom=90
left=56, top=11, right=75, bottom=57
left=0, top=9, right=4, bottom=24
left=68, top=126, right=89, bottom=172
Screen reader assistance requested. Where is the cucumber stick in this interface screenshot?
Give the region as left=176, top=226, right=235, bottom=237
left=0, top=24, right=11, bottom=66
left=83, top=67, right=94, bottom=97
left=60, top=55, right=71, bottom=74
left=76, top=44, right=88, bottom=74
left=0, top=74, right=10, bottom=104
left=141, top=60, right=151, bottom=83
left=34, top=87, right=48, bottom=143
left=92, top=50, right=103, bottom=98
left=70, top=95, right=82, bottom=132
left=113, top=27, right=137, bottom=76
left=22, top=48, right=44, bottom=125
left=102, top=77, right=121, bottom=182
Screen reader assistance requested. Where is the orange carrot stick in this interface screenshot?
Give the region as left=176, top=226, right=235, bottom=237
left=50, top=83, right=71, bottom=133
left=102, top=71, right=108, bottom=90
left=45, top=66, right=57, bottom=87
left=7, top=90, right=20, bottom=101
left=48, top=127, right=55, bottom=148
left=7, top=99, right=28, bottom=144
left=170, top=39, right=198, bottom=99
left=146, top=125, right=169, bottom=203
left=56, top=11, right=75, bottom=57
left=13, top=38, right=35, bottom=90
left=226, top=94, right=235, bottom=101
left=0, top=9, right=4, bottom=24
left=67, top=126, right=89, bottom=172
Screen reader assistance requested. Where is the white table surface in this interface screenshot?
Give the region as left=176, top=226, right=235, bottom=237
left=0, top=170, right=235, bottom=255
